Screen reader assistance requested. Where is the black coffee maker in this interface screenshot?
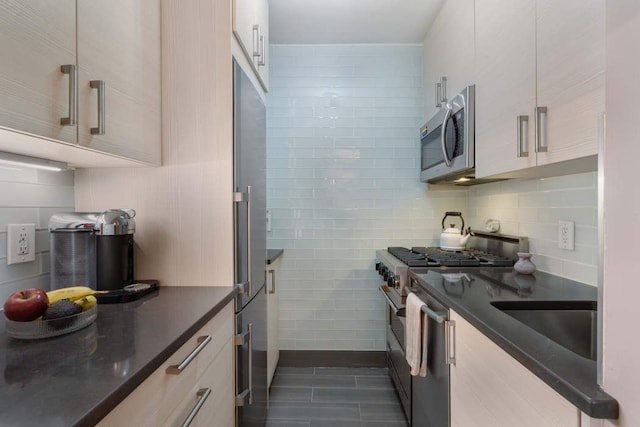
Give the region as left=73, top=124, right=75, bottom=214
left=50, top=209, right=136, bottom=291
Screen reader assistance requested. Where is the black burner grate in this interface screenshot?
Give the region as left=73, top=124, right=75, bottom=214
left=388, top=246, right=514, bottom=268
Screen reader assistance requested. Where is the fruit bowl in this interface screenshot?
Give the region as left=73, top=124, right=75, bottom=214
left=5, top=305, right=97, bottom=340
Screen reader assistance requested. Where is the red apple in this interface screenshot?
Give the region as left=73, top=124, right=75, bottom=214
left=3, top=288, right=49, bottom=322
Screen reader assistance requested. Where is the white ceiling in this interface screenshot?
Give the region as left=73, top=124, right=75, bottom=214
left=269, top=0, right=446, bottom=44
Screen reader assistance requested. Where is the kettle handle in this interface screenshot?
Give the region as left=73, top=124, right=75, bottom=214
left=122, top=209, right=136, bottom=219
left=442, top=211, right=464, bottom=233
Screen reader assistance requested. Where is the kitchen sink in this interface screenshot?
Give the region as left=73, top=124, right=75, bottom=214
left=490, top=300, right=597, bottom=361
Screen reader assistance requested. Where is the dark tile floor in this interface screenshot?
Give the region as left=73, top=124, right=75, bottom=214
left=266, top=367, right=409, bottom=427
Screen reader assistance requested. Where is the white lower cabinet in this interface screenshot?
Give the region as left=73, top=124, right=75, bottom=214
left=98, top=303, right=234, bottom=427
left=449, top=309, right=580, bottom=427
left=266, top=256, right=281, bottom=387
left=162, top=339, right=234, bottom=427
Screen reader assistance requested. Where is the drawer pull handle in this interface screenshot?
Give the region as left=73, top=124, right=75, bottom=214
left=166, top=335, right=212, bottom=375
left=181, top=388, right=211, bottom=427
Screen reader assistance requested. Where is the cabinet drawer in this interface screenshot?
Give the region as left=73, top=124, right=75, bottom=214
left=163, top=338, right=234, bottom=427
left=98, top=302, right=233, bottom=426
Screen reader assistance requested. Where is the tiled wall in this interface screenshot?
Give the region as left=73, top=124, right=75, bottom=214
left=467, top=172, right=598, bottom=285
left=267, top=44, right=467, bottom=351
left=0, top=167, right=75, bottom=306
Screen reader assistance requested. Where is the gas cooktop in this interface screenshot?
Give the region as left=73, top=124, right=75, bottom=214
left=387, top=246, right=515, bottom=268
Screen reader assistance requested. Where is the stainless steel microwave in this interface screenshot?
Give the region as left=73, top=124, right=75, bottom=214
left=420, top=85, right=475, bottom=184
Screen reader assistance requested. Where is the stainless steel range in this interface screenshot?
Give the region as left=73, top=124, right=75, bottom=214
left=376, top=231, right=528, bottom=426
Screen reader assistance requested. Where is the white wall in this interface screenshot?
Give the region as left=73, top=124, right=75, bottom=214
left=0, top=167, right=74, bottom=305
left=267, top=44, right=468, bottom=351
left=467, top=172, right=598, bottom=285
left=603, top=2, right=640, bottom=425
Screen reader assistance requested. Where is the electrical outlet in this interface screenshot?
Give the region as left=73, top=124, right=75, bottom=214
left=7, top=224, right=36, bottom=265
left=558, top=220, right=575, bottom=250
left=266, top=210, right=272, bottom=232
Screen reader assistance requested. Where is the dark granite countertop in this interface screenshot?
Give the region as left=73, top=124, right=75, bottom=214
left=0, top=286, right=237, bottom=426
left=408, top=269, right=618, bottom=419
left=267, top=249, right=284, bottom=264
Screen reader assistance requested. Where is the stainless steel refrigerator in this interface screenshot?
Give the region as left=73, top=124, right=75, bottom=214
left=233, top=59, right=268, bottom=427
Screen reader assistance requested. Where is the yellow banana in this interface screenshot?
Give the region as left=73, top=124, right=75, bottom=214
left=73, top=295, right=97, bottom=311
left=47, top=286, right=97, bottom=304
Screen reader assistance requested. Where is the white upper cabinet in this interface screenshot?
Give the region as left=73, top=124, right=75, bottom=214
left=0, top=0, right=161, bottom=167
left=233, top=0, right=269, bottom=91
left=266, top=256, right=281, bottom=387
left=474, top=0, right=604, bottom=179
left=474, top=0, right=537, bottom=177
left=77, top=0, right=162, bottom=165
left=423, top=0, right=474, bottom=121
left=535, top=0, right=604, bottom=167
left=78, top=0, right=161, bottom=165
left=0, top=1, right=77, bottom=144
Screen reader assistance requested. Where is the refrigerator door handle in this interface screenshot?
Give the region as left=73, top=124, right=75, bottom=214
left=246, top=186, right=252, bottom=296
left=234, top=323, right=253, bottom=407
left=233, top=187, right=253, bottom=298
left=248, top=323, right=253, bottom=404
left=235, top=388, right=250, bottom=407
left=235, top=281, right=249, bottom=296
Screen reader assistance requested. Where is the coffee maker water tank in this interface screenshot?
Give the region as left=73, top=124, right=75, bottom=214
left=49, top=212, right=100, bottom=290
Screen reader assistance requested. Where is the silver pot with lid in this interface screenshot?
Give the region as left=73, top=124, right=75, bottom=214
left=50, top=209, right=136, bottom=291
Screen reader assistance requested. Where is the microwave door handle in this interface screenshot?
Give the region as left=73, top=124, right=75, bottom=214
left=440, top=105, right=453, bottom=167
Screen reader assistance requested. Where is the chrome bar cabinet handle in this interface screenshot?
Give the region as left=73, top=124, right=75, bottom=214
left=517, top=115, right=529, bottom=158
left=269, top=269, right=276, bottom=294
left=258, top=34, right=266, bottom=66
left=440, top=76, right=448, bottom=103
left=445, top=320, right=456, bottom=365
left=60, top=65, right=77, bottom=126
left=181, top=388, right=211, bottom=427
left=165, top=335, right=212, bottom=375
left=252, top=24, right=261, bottom=58
left=535, top=106, right=548, bottom=153
left=89, top=80, right=106, bottom=135
left=435, top=82, right=442, bottom=108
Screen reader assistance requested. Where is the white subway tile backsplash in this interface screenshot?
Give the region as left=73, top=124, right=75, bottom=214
left=0, top=166, right=74, bottom=302
left=268, top=45, right=598, bottom=353
left=468, top=172, right=598, bottom=285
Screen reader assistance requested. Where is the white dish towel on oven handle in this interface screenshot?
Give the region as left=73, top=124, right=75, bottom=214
left=405, top=292, right=427, bottom=377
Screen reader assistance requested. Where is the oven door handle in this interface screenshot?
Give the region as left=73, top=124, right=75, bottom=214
left=379, top=286, right=406, bottom=317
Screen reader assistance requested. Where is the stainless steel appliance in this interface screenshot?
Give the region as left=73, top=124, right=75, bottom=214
left=376, top=231, right=528, bottom=426
left=420, top=85, right=475, bottom=184
left=49, top=209, right=136, bottom=291
left=233, top=59, right=267, bottom=427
